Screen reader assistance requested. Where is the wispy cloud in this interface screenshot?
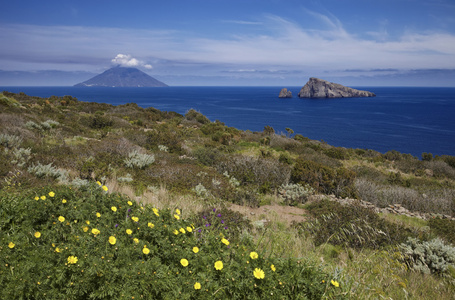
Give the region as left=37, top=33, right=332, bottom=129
left=111, top=54, right=153, bottom=69
left=1, top=12, right=455, bottom=76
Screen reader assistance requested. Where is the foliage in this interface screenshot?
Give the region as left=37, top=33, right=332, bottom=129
left=291, top=158, right=357, bottom=198
left=428, top=218, right=455, bottom=246
left=27, top=162, right=67, bottom=181
left=400, top=237, right=455, bottom=275
left=185, top=108, right=210, bottom=124
left=278, top=183, right=314, bottom=206
left=297, top=199, right=414, bottom=249
left=0, top=185, right=346, bottom=299
left=124, top=150, right=155, bottom=169
left=0, top=133, right=23, bottom=149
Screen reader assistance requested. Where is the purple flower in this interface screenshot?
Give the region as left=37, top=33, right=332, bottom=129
left=115, top=224, right=119, bottom=228
left=221, top=220, right=224, bottom=224
left=205, top=223, right=211, bottom=227
left=202, top=216, right=206, bottom=219
left=198, top=229, right=202, bottom=233
left=217, top=214, right=222, bottom=217
left=128, top=209, right=132, bottom=212
left=213, top=208, right=216, bottom=212
left=224, top=226, right=228, bottom=230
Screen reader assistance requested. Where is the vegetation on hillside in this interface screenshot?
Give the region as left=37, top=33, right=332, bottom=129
left=1, top=91, right=455, bottom=299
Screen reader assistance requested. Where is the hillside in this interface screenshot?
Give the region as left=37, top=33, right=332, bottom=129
left=1, top=91, right=455, bottom=299
left=74, top=66, right=168, bottom=87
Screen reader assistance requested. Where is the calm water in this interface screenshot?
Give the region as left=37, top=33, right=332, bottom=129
left=2, top=86, right=455, bottom=157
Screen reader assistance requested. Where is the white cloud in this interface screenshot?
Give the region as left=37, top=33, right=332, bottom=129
left=111, top=54, right=153, bottom=69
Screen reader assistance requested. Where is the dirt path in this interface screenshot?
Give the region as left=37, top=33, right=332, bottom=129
left=228, top=203, right=308, bottom=226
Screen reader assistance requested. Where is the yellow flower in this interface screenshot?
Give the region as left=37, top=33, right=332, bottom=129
left=96, top=212, right=101, bottom=218
left=175, top=208, right=181, bottom=215
left=34, top=232, right=41, bottom=238
left=133, top=238, right=139, bottom=244
left=102, top=185, right=108, bottom=192
left=34, top=196, right=39, bottom=201
left=174, top=214, right=180, bottom=220
left=194, top=282, right=201, bottom=290
left=62, top=199, right=67, bottom=203
left=8, top=242, right=15, bottom=249
left=221, top=238, right=230, bottom=246
left=55, top=247, right=61, bottom=253
left=180, top=258, right=189, bottom=267
left=173, top=229, right=179, bottom=235
left=49, top=191, right=55, bottom=197
left=58, top=216, right=65, bottom=223
left=152, top=208, right=159, bottom=216
left=86, top=220, right=90, bottom=225
left=91, top=228, right=100, bottom=235
left=186, top=226, right=193, bottom=232
left=214, top=260, right=223, bottom=270
left=126, top=229, right=133, bottom=235
left=67, top=256, right=78, bottom=264
left=179, top=228, right=186, bottom=234
left=83, top=227, right=89, bottom=232
left=271, top=264, right=276, bottom=272
left=253, top=268, right=265, bottom=279
left=132, top=216, right=139, bottom=222
left=96, top=181, right=102, bottom=186
left=148, top=222, right=155, bottom=228
left=142, top=247, right=150, bottom=255
left=40, top=196, right=46, bottom=200
left=109, top=236, right=116, bottom=245
left=127, top=201, right=133, bottom=206
left=331, top=280, right=339, bottom=288
left=250, top=252, right=258, bottom=259
left=193, top=246, right=199, bottom=253
left=111, top=206, right=117, bottom=212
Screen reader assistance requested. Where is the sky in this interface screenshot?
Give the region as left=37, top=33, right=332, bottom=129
left=1, top=0, right=455, bottom=86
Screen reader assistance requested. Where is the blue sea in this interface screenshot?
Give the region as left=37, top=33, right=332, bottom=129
left=2, top=86, right=455, bottom=157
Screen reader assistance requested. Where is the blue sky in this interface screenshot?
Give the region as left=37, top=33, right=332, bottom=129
left=1, top=0, right=455, bottom=86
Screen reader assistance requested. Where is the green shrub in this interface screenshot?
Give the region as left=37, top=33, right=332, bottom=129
left=192, top=147, right=222, bottom=166
left=429, top=218, right=455, bottom=245
left=400, top=237, right=455, bottom=275
left=0, top=185, right=346, bottom=299
left=291, top=158, right=357, bottom=198
left=298, top=199, right=414, bottom=249
left=185, top=108, right=210, bottom=124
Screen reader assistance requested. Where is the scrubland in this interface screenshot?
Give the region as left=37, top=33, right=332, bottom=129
left=1, top=91, right=455, bottom=299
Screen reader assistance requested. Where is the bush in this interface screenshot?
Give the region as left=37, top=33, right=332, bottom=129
left=297, top=199, right=414, bottom=249
left=124, top=150, right=155, bottom=169
left=185, top=108, right=210, bottom=124
left=28, top=162, right=67, bottom=181
left=278, top=183, right=314, bottom=206
left=429, top=218, right=455, bottom=246
left=400, top=237, right=455, bottom=275
left=0, top=133, right=22, bottom=149
left=291, top=158, right=357, bottom=198
left=0, top=185, right=346, bottom=299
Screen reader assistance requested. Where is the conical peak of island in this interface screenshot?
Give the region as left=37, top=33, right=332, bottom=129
left=74, top=66, right=168, bottom=87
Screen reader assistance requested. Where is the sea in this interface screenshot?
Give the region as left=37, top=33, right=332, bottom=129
left=1, top=86, right=454, bottom=157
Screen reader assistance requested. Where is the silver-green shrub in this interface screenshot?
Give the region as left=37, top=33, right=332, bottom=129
left=71, top=178, right=90, bottom=188
left=11, top=147, right=32, bottom=167
left=278, top=183, right=314, bottom=205
left=124, top=150, right=155, bottom=169
left=118, top=173, right=134, bottom=183
left=41, top=119, right=60, bottom=130
left=193, top=183, right=210, bottom=198
left=400, top=237, right=455, bottom=275
left=25, top=121, right=43, bottom=131
left=0, top=133, right=22, bottom=149
left=28, top=162, right=67, bottom=181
